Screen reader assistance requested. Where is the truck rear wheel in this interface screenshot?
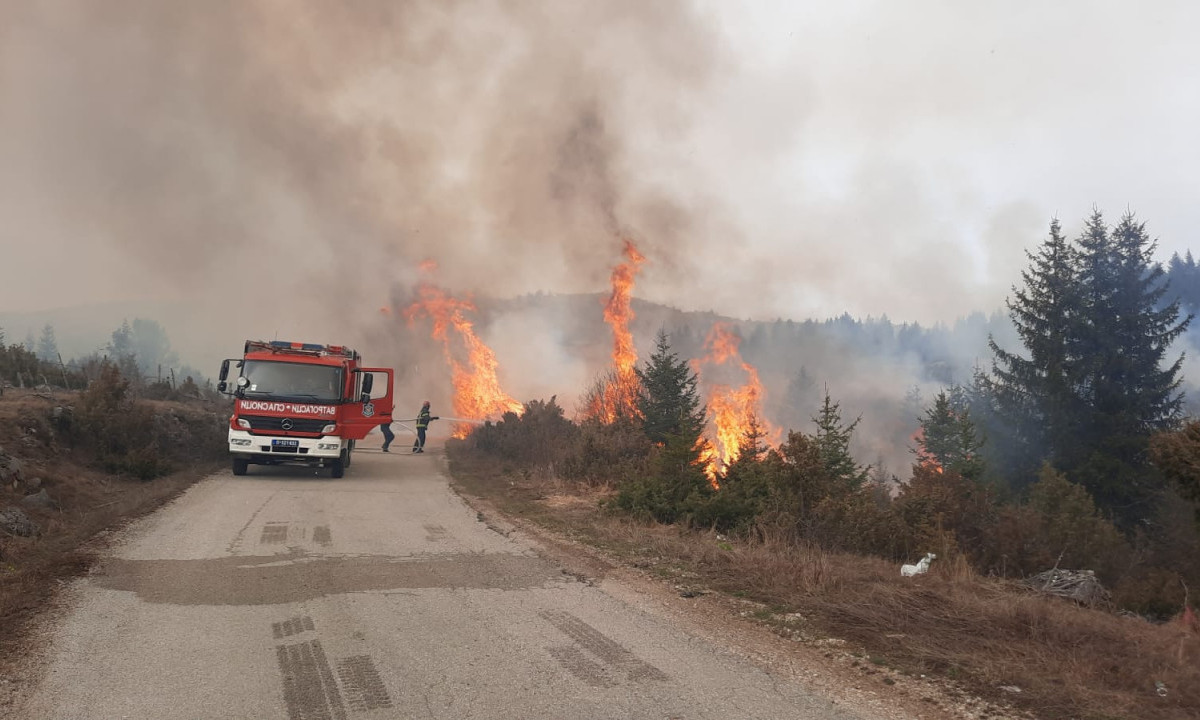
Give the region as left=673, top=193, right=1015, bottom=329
left=232, top=458, right=249, bottom=476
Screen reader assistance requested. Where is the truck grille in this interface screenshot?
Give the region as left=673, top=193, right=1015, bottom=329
left=242, top=415, right=329, bottom=434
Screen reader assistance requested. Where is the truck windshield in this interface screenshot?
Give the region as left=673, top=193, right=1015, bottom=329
left=240, top=361, right=342, bottom=402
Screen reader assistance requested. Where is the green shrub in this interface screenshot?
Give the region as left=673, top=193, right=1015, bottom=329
left=612, top=433, right=711, bottom=523
left=560, top=418, right=651, bottom=487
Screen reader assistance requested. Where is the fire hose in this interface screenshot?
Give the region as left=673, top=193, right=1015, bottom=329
left=386, top=416, right=486, bottom=435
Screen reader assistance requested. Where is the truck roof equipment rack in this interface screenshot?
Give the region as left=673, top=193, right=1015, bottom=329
left=244, top=340, right=359, bottom=360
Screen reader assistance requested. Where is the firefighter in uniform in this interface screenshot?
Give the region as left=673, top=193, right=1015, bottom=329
left=413, top=401, right=439, bottom=453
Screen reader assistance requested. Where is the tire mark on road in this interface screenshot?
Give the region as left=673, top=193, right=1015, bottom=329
left=260, top=522, right=290, bottom=544
left=422, top=524, right=448, bottom=542
left=273, top=616, right=316, bottom=639
left=276, top=639, right=347, bottom=720
left=336, top=655, right=393, bottom=712
left=540, top=610, right=667, bottom=682
left=546, top=645, right=616, bottom=687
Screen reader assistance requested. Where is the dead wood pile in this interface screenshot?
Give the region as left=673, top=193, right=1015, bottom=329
left=1023, top=568, right=1111, bottom=607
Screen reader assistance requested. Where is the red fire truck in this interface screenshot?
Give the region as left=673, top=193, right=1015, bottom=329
left=217, top=340, right=394, bottom=478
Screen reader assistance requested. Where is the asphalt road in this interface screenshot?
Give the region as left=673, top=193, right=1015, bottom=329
left=15, top=448, right=875, bottom=720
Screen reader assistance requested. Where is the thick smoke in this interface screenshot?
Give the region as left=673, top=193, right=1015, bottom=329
left=0, top=1, right=723, bottom=337
left=3, top=1, right=1198, bottom=458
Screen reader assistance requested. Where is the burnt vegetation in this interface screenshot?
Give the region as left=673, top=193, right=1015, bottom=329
left=453, top=210, right=1200, bottom=719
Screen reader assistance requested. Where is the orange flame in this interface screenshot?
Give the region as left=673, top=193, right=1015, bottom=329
left=910, top=427, right=945, bottom=474
left=696, top=323, right=780, bottom=486
left=586, top=239, right=646, bottom=422
left=403, top=281, right=522, bottom=438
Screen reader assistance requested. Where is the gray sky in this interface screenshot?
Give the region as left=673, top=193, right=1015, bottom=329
left=2, top=0, right=1198, bottom=328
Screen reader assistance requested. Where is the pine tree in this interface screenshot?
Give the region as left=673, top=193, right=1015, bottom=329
left=811, top=387, right=870, bottom=488
left=739, top=414, right=768, bottom=463
left=989, top=218, right=1077, bottom=469
left=108, top=320, right=134, bottom=358
left=37, top=324, right=59, bottom=363
left=965, top=368, right=1029, bottom=487
left=612, top=330, right=713, bottom=523
left=914, top=390, right=984, bottom=481
left=1165, top=250, right=1200, bottom=317
left=636, top=330, right=706, bottom=448
left=1067, top=212, right=1189, bottom=516
left=990, top=211, right=1190, bottom=523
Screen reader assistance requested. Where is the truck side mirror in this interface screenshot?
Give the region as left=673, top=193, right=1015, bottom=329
left=217, top=360, right=230, bottom=393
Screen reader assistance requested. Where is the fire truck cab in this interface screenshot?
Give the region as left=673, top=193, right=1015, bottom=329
left=217, top=340, right=394, bottom=478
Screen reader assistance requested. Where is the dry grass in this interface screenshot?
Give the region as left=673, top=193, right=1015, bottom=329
left=448, top=445, right=1200, bottom=720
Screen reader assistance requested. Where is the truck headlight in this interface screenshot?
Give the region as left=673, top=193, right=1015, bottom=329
left=231, top=438, right=253, bottom=446
left=236, top=418, right=251, bottom=429
left=321, top=423, right=336, bottom=434
left=317, top=442, right=340, bottom=451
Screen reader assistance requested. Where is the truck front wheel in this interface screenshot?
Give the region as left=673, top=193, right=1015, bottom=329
left=232, top=458, right=249, bottom=476
left=330, top=453, right=346, bottom=479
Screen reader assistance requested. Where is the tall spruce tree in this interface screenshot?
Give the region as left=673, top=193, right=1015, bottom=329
left=990, top=211, right=1189, bottom=523
left=989, top=218, right=1077, bottom=473
left=616, top=330, right=712, bottom=523
left=636, top=330, right=706, bottom=449
left=1067, top=212, right=1189, bottom=516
